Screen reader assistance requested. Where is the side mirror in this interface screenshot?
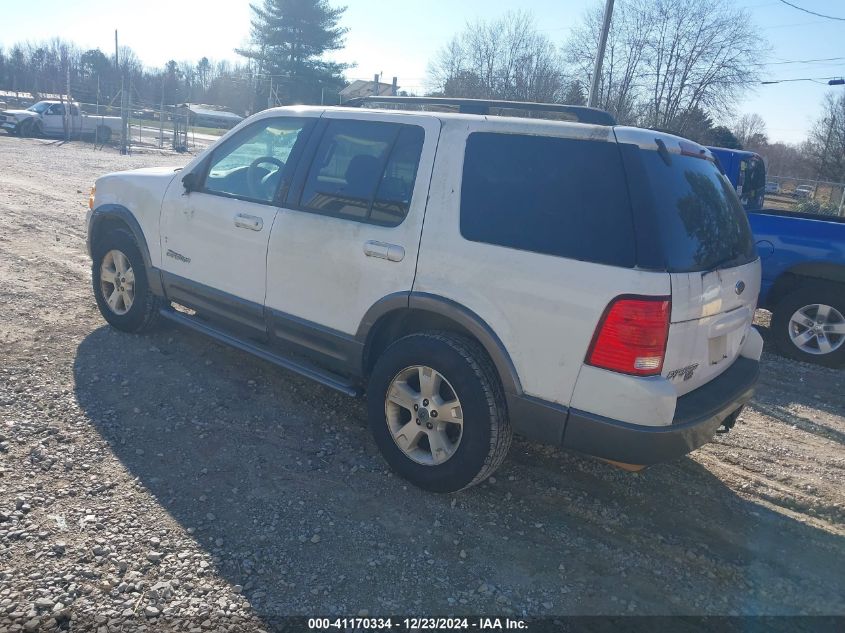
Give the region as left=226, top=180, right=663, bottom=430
left=182, top=171, right=199, bottom=193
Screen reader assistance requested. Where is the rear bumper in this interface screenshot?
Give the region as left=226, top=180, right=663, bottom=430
left=508, top=356, right=759, bottom=465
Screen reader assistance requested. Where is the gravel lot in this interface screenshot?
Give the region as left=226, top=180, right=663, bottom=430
left=1, top=136, right=843, bottom=631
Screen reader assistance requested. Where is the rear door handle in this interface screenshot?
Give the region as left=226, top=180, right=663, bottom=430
left=234, top=213, right=263, bottom=231
left=364, top=240, right=405, bottom=262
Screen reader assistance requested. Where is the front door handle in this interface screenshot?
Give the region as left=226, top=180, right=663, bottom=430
left=234, top=213, right=263, bottom=231
left=364, top=240, right=405, bottom=262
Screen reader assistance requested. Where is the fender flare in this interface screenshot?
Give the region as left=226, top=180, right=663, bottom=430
left=88, top=204, right=163, bottom=295
left=357, top=291, right=524, bottom=396
left=784, top=261, right=845, bottom=286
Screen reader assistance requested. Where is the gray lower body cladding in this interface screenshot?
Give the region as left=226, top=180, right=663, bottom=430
left=509, top=356, right=759, bottom=464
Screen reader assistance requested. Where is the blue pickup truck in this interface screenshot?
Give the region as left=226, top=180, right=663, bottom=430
left=748, top=208, right=845, bottom=367
left=708, top=147, right=766, bottom=211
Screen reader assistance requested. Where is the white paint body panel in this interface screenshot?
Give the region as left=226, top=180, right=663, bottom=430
left=664, top=258, right=761, bottom=396
left=414, top=120, right=672, bottom=407
left=92, top=166, right=181, bottom=265
left=569, top=367, right=678, bottom=427
left=158, top=109, right=324, bottom=305
left=159, top=183, right=279, bottom=304
left=265, top=111, right=441, bottom=334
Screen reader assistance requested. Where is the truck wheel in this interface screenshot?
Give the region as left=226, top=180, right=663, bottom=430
left=771, top=283, right=845, bottom=367
left=91, top=230, right=161, bottom=333
left=95, top=125, right=112, bottom=143
left=19, top=119, right=36, bottom=137
left=367, top=331, right=512, bottom=493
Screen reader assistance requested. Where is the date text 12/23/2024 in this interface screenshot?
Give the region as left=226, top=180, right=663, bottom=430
left=308, top=617, right=528, bottom=630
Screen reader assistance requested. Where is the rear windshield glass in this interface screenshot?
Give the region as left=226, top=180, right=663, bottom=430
left=634, top=150, right=757, bottom=272
left=460, top=133, right=635, bottom=267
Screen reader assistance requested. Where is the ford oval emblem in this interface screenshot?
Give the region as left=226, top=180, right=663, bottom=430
left=735, top=280, right=746, bottom=296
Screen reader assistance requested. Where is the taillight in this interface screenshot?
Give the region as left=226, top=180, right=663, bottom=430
left=586, top=296, right=671, bottom=376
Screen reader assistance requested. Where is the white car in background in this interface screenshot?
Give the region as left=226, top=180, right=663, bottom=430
left=794, top=185, right=815, bottom=200
left=1, top=100, right=120, bottom=141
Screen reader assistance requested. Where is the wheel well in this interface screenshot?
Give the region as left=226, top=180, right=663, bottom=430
left=90, top=216, right=133, bottom=253
left=364, top=309, right=486, bottom=377
left=767, top=271, right=845, bottom=310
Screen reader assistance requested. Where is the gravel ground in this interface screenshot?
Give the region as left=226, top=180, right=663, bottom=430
left=0, top=136, right=843, bottom=631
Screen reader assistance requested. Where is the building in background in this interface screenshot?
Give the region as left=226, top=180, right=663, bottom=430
left=178, top=104, right=244, bottom=129
left=339, top=79, right=398, bottom=102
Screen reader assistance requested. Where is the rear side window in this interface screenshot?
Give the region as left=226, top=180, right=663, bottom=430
left=460, top=133, right=635, bottom=267
left=632, top=150, right=757, bottom=272
left=299, top=120, right=424, bottom=227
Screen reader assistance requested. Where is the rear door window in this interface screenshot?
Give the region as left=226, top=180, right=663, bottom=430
left=631, top=150, right=757, bottom=272
left=298, top=120, right=424, bottom=226
left=459, top=132, right=636, bottom=267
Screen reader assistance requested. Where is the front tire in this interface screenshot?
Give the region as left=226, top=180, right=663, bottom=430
left=92, top=230, right=161, bottom=333
left=771, top=283, right=845, bottom=367
left=367, top=332, right=512, bottom=493
left=19, top=119, right=36, bottom=137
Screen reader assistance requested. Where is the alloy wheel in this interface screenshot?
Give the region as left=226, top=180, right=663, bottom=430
left=788, top=303, right=845, bottom=355
left=384, top=365, right=464, bottom=466
left=99, top=249, right=136, bottom=315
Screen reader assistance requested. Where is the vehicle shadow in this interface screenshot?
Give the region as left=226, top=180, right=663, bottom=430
left=72, top=324, right=845, bottom=621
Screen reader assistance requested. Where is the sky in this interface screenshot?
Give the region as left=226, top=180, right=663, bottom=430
left=1, top=0, right=843, bottom=144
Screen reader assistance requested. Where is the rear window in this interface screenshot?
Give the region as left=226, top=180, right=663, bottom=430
left=460, top=132, right=636, bottom=267
left=629, top=149, right=757, bottom=272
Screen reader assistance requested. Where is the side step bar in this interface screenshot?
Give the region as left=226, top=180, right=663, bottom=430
left=158, top=308, right=362, bottom=397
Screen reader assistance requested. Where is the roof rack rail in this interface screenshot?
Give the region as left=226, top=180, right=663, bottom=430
left=343, top=96, right=617, bottom=126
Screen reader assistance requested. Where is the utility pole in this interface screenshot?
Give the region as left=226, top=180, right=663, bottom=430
left=373, top=74, right=379, bottom=96
left=159, top=75, right=165, bottom=149
left=64, top=64, right=71, bottom=141
left=588, top=0, right=615, bottom=108
left=116, top=29, right=128, bottom=155
left=392, top=76, right=398, bottom=96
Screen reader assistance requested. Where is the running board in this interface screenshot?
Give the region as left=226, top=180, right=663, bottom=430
left=159, top=308, right=361, bottom=397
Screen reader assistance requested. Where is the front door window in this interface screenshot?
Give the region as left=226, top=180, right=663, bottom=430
left=203, top=118, right=309, bottom=203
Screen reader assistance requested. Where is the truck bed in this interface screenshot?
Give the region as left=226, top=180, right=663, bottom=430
left=750, top=207, right=845, bottom=224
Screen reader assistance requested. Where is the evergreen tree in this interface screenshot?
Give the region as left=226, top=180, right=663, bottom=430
left=238, top=0, right=349, bottom=105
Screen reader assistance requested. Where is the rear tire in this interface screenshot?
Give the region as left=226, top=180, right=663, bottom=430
left=367, top=331, right=512, bottom=493
left=95, top=125, right=112, bottom=143
left=92, top=230, right=161, bottom=333
left=771, top=283, right=845, bottom=367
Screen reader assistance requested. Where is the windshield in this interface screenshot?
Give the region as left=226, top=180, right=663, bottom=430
left=634, top=150, right=757, bottom=273
left=26, top=102, right=50, bottom=114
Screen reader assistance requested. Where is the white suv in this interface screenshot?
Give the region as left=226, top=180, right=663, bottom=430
left=86, top=97, right=763, bottom=492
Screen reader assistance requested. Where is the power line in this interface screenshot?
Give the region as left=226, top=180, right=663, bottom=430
left=760, top=75, right=841, bottom=84
left=761, top=56, right=845, bottom=66
left=775, top=0, right=845, bottom=21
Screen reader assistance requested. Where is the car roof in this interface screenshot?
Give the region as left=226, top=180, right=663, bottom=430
left=236, top=105, right=709, bottom=155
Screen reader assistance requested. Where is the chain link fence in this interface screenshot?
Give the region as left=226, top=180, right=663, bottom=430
left=764, top=175, right=844, bottom=217
left=1, top=91, right=222, bottom=153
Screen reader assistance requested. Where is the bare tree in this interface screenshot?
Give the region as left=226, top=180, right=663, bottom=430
left=566, top=0, right=651, bottom=122
left=733, top=113, right=768, bottom=150
left=764, top=141, right=813, bottom=179
left=804, top=92, right=845, bottom=182
left=428, top=11, right=568, bottom=103
left=566, top=0, right=767, bottom=129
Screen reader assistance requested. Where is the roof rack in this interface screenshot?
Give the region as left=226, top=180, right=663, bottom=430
left=343, top=96, right=617, bottom=126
